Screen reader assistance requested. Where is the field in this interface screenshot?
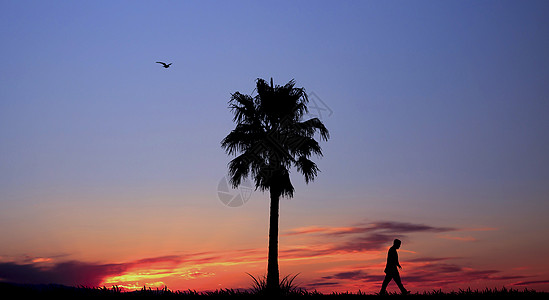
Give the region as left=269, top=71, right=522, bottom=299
left=0, top=283, right=546, bottom=299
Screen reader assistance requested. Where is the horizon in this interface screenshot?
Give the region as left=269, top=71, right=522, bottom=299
left=1, top=0, right=549, bottom=294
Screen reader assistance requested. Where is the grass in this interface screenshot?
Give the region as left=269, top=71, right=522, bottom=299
left=246, top=272, right=307, bottom=296
left=0, top=282, right=546, bottom=299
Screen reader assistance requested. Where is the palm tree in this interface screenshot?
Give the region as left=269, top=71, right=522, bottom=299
left=221, top=78, right=329, bottom=294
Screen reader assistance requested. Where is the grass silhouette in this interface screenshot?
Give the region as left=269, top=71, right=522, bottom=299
left=247, top=272, right=306, bottom=296
left=1, top=282, right=546, bottom=298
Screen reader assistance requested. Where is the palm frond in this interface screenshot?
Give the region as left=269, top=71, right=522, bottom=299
left=221, top=123, right=264, bottom=156
left=290, top=136, right=323, bottom=158
left=295, top=156, right=320, bottom=183
left=295, top=118, right=330, bottom=141
left=229, top=92, right=257, bottom=124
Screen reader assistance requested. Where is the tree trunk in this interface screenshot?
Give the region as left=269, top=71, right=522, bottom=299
left=266, top=188, right=280, bottom=294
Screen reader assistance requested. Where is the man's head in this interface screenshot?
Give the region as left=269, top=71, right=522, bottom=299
left=393, top=239, right=401, bottom=249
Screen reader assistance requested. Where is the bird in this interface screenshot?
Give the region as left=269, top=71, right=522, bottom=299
left=156, top=61, right=172, bottom=68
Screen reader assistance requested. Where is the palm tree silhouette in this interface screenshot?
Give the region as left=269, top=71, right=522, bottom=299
left=221, top=78, right=329, bottom=294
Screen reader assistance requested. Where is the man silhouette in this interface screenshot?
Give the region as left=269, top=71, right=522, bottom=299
left=380, top=239, right=409, bottom=295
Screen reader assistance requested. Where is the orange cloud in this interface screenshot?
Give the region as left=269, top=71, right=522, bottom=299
left=282, top=226, right=362, bottom=236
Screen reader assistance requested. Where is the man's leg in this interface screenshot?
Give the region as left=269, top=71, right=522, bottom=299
left=393, top=272, right=409, bottom=294
left=379, top=273, right=392, bottom=294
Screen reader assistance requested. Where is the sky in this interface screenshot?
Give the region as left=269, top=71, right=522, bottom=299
left=1, top=0, right=549, bottom=294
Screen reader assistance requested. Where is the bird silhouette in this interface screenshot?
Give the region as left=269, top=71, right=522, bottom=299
left=156, top=61, right=172, bottom=68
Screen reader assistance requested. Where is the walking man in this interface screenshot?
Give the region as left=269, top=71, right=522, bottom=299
left=380, top=239, right=410, bottom=295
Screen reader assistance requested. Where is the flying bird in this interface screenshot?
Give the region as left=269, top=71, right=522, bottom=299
left=156, top=61, right=172, bottom=68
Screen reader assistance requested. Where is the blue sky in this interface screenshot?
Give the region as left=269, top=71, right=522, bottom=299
left=1, top=0, right=549, bottom=292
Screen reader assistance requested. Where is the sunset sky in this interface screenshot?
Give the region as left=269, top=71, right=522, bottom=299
left=1, top=0, right=549, bottom=294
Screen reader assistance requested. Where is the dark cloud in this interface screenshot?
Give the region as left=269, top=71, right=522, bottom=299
left=0, top=252, right=226, bottom=287
left=284, top=221, right=455, bottom=241
left=282, top=221, right=456, bottom=237
left=0, top=261, right=126, bottom=286
left=301, top=281, right=341, bottom=290
left=328, top=221, right=455, bottom=237
left=513, top=279, right=549, bottom=286
left=322, top=270, right=384, bottom=282
left=368, top=221, right=455, bottom=233
left=282, top=220, right=457, bottom=256
left=333, top=233, right=395, bottom=252
left=333, top=222, right=455, bottom=252
left=326, top=270, right=362, bottom=280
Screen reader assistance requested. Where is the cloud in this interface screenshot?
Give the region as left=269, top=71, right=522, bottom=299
left=460, top=227, right=498, bottom=232
left=282, top=226, right=335, bottom=236
left=0, top=261, right=126, bottom=286
left=437, top=235, right=477, bottom=242
left=307, top=252, right=539, bottom=293
left=407, top=257, right=461, bottom=263
left=282, top=220, right=457, bottom=255
left=312, top=258, right=531, bottom=291
left=283, top=221, right=456, bottom=237
left=0, top=252, right=230, bottom=287
left=513, top=280, right=549, bottom=286
left=365, top=221, right=456, bottom=234
left=322, top=270, right=384, bottom=282
left=333, top=233, right=395, bottom=252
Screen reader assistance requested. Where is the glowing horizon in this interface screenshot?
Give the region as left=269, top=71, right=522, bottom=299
left=1, top=218, right=546, bottom=293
